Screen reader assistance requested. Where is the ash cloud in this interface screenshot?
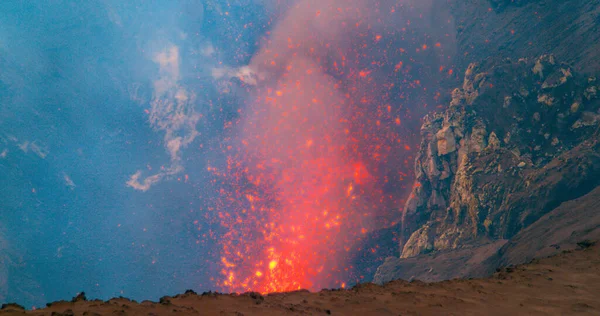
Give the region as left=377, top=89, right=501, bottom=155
left=127, top=45, right=201, bottom=191
left=0, top=0, right=249, bottom=307
left=217, top=0, right=457, bottom=290
left=222, top=0, right=455, bottom=86
left=0, top=0, right=457, bottom=306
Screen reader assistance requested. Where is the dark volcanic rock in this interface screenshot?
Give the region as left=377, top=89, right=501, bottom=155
left=451, top=1, right=600, bottom=74
left=487, top=185, right=600, bottom=268
left=375, top=185, right=600, bottom=284
left=372, top=0, right=600, bottom=284
left=1, top=303, right=24, bottom=311
left=399, top=55, right=600, bottom=259
left=488, top=0, right=540, bottom=11
left=374, top=55, right=600, bottom=283
left=71, top=292, right=87, bottom=303
left=373, top=240, right=507, bottom=284
left=347, top=222, right=401, bottom=284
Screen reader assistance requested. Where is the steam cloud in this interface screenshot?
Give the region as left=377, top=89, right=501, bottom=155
left=0, top=0, right=458, bottom=304
left=127, top=45, right=201, bottom=191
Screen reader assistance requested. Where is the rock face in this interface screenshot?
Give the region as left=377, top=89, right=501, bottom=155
left=489, top=185, right=600, bottom=269
left=451, top=0, right=600, bottom=75
left=374, top=240, right=507, bottom=284
left=398, top=55, right=600, bottom=259
left=488, top=0, right=539, bottom=11
left=374, top=185, right=600, bottom=284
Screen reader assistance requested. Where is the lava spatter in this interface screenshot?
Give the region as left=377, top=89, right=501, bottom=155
left=210, top=0, right=455, bottom=293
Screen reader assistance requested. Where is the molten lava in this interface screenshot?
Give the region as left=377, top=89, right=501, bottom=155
left=215, top=58, right=377, bottom=292
left=214, top=56, right=405, bottom=292
left=209, top=0, right=456, bottom=294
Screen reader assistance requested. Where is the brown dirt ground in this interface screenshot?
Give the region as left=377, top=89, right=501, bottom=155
left=2, top=244, right=599, bottom=316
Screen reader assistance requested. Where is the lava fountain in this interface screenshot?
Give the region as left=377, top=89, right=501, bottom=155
left=212, top=0, right=455, bottom=293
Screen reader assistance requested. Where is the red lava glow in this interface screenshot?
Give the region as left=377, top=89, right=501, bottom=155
left=209, top=0, right=456, bottom=294
left=214, top=58, right=391, bottom=292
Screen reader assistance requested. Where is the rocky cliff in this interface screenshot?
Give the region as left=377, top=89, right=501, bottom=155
left=374, top=55, right=600, bottom=283
left=374, top=54, right=600, bottom=283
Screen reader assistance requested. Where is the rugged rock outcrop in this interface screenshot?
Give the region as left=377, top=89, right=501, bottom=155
left=372, top=0, right=600, bottom=285
left=374, top=55, right=600, bottom=284
left=398, top=55, right=600, bottom=259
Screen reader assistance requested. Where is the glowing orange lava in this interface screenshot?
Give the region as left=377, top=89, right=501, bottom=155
left=209, top=0, right=456, bottom=294
left=213, top=56, right=402, bottom=292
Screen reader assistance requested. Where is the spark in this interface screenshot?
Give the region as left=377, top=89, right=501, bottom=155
left=269, top=260, right=278, bottom=270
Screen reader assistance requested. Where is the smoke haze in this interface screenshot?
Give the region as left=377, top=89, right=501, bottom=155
left=0, top=0, right=456, bottom=307
left=216, top=0, right=456, bottom=291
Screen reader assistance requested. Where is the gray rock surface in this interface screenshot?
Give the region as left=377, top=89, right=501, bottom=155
left=376, top=55, right=600, bottom=284
left=451, top=0, right=600, bottom=75
left=375, top=185, right=600, bottom=284
left=400, top=56, right=600, bottom=259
